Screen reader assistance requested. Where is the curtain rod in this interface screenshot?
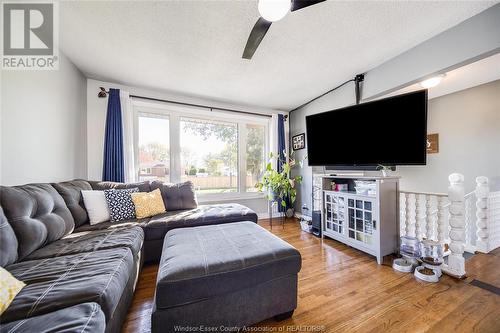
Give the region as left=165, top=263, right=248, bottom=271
left=130, top=94, right=280, bottom=119
left=98, top=87, right=286, bottom=119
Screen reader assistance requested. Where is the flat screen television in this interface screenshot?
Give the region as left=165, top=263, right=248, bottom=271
left=305, top=90, right=428, bottom=167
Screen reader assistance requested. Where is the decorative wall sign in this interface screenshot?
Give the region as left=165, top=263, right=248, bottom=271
left=292, top=133, right=306, bottom=151
left=427, top=133, right=439, bottom=154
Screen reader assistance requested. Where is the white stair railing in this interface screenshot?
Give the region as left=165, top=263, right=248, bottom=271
left=400, top=182, right=494, bottom=248
left=437, top=195, right=449, bottom=245
left=463, top=190, right=476, bottom=253
left=399, top=173, right=500, bottom=279
left=443, top=173, right=466, bottom=278
left=475, top=176, right=490, bottom=253
left=400, top=190, right=449, bottom=242
left=487, top=190, right=500, bottom=252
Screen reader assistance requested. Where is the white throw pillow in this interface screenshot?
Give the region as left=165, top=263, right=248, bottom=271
left=81, top=190, right=111, bottom=225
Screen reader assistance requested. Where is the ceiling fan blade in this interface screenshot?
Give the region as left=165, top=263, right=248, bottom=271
left=242, top=17, right=273, bottom=59
left=291, top=0, right=326, bottom=12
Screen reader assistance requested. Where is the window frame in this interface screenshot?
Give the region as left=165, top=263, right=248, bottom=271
left=132, top=100, right=269, bottom=201
left=135, top=111, right=171, bottom=183
left=179, top=116, right=239, bottom=196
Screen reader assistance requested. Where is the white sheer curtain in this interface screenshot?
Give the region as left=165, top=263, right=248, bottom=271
left=270, top=114, right=279, bottom=170
left=120, top=90, right=136, bottom=182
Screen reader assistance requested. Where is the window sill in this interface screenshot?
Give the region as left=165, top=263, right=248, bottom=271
left=197, top=192, right=266, bottom=203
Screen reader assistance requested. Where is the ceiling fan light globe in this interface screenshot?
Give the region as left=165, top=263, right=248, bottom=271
left=258, top=0, right=291, bottom=22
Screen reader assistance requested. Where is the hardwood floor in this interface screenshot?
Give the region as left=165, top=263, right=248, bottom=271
left=122, top=219, right=500, bottom=333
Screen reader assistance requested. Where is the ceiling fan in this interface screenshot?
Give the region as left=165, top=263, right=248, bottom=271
left=242, top=0, right=326, bottom=59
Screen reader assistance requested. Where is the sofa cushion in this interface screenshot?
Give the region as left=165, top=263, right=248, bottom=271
left=0, top=184, right=74, bottom=260
left=89, top=180, right=150, bottom=192
left=131, top=189, right=166, bottom=219
left=81, top=190, right=111, bottom=225
left=0, top=302, right=105, bottom=333
left=52, top=180, right=92, bottom=227
left=25, top=226, right=144, bottom=261
left=156, top=222, right=301, bottom=309
left=2, top=247, right=134, bottom=323
left=150, top=181, right=197, bottom=211
left=74, top=218, right=148, bottom=233
left=0, top=266, right=26, bottom=315
left=104, top=188, right=139, bottom=222
left=0, top=206, right=18, bottom=266
left=144, top=203, right=258, bottom=241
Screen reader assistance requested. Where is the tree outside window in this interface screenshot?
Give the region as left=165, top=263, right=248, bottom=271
left=246, top=124, right=265, bottom=192
left=180, top=118, right=238, bottom=194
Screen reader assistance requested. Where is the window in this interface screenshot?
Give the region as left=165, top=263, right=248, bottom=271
left=246, top=124, right=266, bottom=192
left=135, top=105, right=268, bottom=198
left=180, top=118, right=238, bottom=194
left=137, top=114, right=170, bottom=182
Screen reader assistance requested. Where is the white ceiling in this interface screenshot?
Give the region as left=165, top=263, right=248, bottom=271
left=385, top=52, right=500, bottom=100
left=60, top=0, right=497, bottom=111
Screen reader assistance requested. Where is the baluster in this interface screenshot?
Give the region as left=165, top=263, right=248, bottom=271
left=465, top=197, right=472, bottom=250
left=475, top=176, right=490, bottom=253
left=445, top=173, right=466, bottom=278
left=437, top=196, right=447, bottom=244
left=415, top=194, right=424, bottom=240
left=433, top=196, right=440, bottom=241
left=400, top=194, right=406, bottom=236
left=406, top=193, right=416, bottom=238
left=425, top=195, right=433, bottom=240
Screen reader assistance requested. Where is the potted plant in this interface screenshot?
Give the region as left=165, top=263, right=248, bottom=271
left=377, top=164, right=393, bottom=177
left=255, top=151, right=306, bottom=218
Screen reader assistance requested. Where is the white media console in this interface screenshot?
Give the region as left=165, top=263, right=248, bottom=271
left=320, top=175, right=400, bottom=264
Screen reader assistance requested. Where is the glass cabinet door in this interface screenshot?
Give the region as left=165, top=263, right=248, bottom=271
left=324, top=193, right=333, bottom=232
left=324, top=192, right=345, bottom=236
left=347, top=197, right=376, bottom=247
left=332, top=195, right=345, bottom=235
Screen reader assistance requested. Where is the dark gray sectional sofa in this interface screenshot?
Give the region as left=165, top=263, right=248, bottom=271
left=0, top=180, right=258, bottom=333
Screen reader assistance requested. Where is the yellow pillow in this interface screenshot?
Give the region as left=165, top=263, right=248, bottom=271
left=131, top=189, right=166, bottom=219
left=0, top=266, right=25, bottom=315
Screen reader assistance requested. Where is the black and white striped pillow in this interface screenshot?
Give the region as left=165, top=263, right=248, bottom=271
left=104, top=188, right=139, bottom=222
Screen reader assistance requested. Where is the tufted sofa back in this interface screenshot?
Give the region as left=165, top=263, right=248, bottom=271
left=52, top=180, right=92, bottom=227
left=0, top=206, right=18, bottom=266
left=89, top=180, right=151, bottom=192
left=1, top=179, right=199, bottom=264
left=150, top=181, right=198, bottom=211
left=0, top=184, right=74, bottom=260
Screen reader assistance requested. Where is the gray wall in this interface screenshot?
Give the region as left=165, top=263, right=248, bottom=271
left=290, top=80, right=500, bottom=215
left=290, top=5, right=500, bottom=216
left=1, top=52, right=87, bottom=185
left=396, top=80, right=500, bottom=193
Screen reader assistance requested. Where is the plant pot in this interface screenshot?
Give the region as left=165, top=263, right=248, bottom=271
left=285, top=208, right=295, bottom=218
left=268, top=190, right=280, bottom=202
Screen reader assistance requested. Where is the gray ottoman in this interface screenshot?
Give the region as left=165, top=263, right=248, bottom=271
left=152, top=221, right=302, bottom=332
